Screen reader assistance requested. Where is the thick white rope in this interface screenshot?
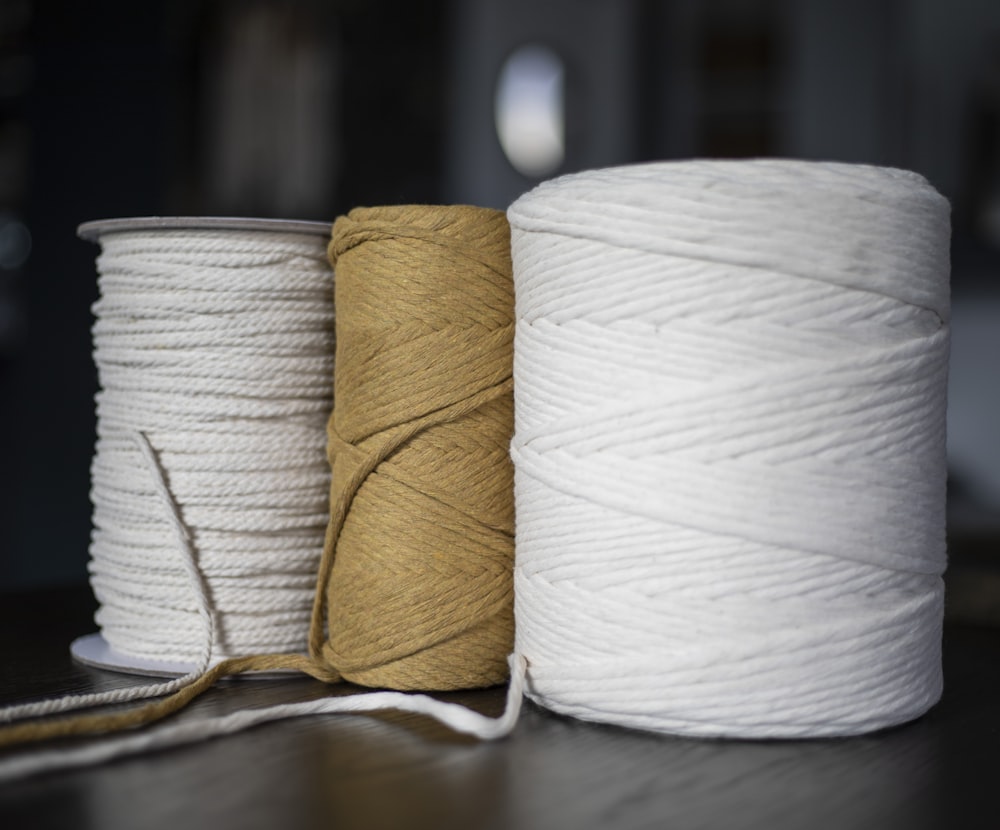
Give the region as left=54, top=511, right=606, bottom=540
left=507, top=159, right=951, bottom=738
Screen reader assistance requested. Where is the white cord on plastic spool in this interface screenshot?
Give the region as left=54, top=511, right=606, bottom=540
left=506, top=159, right=951, bottom=738
left=85, top=218, right=334, bottom=665
left=0, top=218, right=334, bottom=727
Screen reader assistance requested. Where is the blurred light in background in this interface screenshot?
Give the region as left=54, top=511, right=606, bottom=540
left=495, top=44, right=564, bottom=178
left=448, top=0, right=635, bottom=209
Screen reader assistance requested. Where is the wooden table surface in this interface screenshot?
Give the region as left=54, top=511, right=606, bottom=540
left=0, top=585, right=997, bottom=830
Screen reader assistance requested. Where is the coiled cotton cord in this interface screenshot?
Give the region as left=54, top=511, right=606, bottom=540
left=507, top=160, right=951, bottom=738
left=87, top=229, right=334, bottom=663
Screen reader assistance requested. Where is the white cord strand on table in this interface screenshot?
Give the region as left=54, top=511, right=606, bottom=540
left=507, top=160, right=951, bottom=738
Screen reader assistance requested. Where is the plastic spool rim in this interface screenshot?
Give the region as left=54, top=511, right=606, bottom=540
left=78, top=215, right=333, bottom=242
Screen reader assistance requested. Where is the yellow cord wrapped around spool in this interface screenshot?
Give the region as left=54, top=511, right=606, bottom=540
left=310, top=204, right=515, bottom=690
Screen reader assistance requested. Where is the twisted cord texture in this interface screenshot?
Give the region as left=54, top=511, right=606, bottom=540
left=508, top=160, right=951, bottom=738
left=314, top=205, right=516, bottom=690
left=87, top=229, right=335, bottom=663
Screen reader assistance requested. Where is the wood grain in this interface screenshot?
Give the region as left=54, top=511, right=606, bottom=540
left=0, top=586, right=997, bottom=830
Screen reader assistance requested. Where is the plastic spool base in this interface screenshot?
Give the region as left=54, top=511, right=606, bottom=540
left=70, top=633, right=293, bottom=679
left=71, top=633, right=196, bottom=678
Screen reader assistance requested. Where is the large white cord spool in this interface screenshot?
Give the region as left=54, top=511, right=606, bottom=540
left=507, top=160, right=951, bottom=738
left=76, top=217, right=334, bottom=674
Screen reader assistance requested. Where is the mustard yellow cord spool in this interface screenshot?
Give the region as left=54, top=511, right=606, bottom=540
left=311, top=204, right=515, bottom=690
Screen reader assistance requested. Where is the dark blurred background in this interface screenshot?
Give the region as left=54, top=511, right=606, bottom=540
left=0, top=0, right=997, bottom=614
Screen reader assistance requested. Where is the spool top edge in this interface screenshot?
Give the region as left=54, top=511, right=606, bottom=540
left=78, top=216, right=333, bottom=242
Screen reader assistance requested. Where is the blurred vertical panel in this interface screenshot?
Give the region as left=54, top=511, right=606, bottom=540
left=333, top=1, right=448, bottom=210
left=446, top=0, right=638, bottom=209
left=204, top=3, right=339, bottom=217
left=1, top=0, right=170, bottom=589
left=906, top=0, right=1000, bottom=219
left=0, top=0, right=31, bottom=359
left=963, top=35, right=1000, bottom=248
left=697, top=0, right=782, bottom=158
left=638, top=0, right=784, bottom=163
left=635, top=0, right=701, bottom=162
left=781, top=0, right=901, bottom=166
left=167, top=0, right=449, bottom=217
left=169, top=0, right=341, bottom=219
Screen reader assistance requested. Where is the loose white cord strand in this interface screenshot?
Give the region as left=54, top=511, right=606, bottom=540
left=0, top=657, right=527, bottom=782
left=508, top=160, right=951, bottom=738
left=0, top=225, right=530, bottom=781
left=0, top=431, right=215, bottom=722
